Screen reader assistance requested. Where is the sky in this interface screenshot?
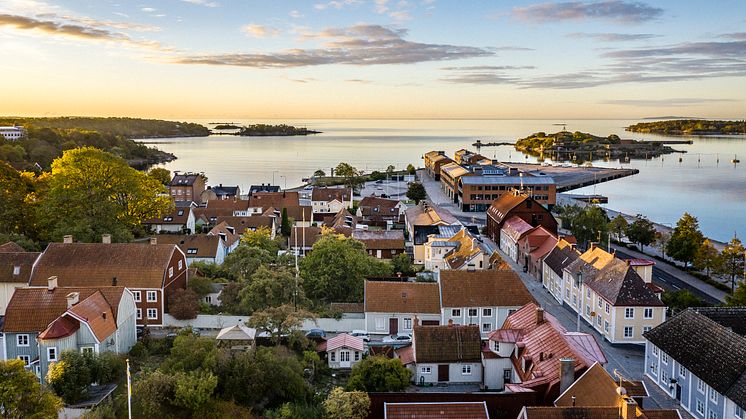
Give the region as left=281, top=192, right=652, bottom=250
left=0, top=0, right=745, bottom=119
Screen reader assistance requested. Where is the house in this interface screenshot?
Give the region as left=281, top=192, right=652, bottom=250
left=200, top=184, right=240, bottom=202
left=215, top=216, right=276, bottom=238
left=168, top=172, right=207, bottom=204
left=323, top=333, right=365, bottom=369
left=439, top=270, right=536, bottom=338
left=423, top=150, right=454, bottom=181
left=3, top=283, right=137, bottom=381
left=321, top=208, right=357, bottom=229
left=0, top=126, right=25, bottom=140
left=384, top=402, right=489, bottom=419
left=144, top=202, right=197, bottom=234
left=154, top=234, right=229, bottom=265
left=516, top=226, right=558, bottom=280
left=519, top=362, right=680, bottom=419
left=364, top=280, right=441, bottom=335
left=0, top=250, right=40, bottom=315
left=206, top=199, right=252, bottom=217
left=423, top=229, right=494, bottom=271
left=192, top=207, right=235, bottom=228
left=28, top=237, right=187, bottom=326
left=563, top=245, right=666, bottom=344
left=248, top=191, right=301, bottom=214
left=215, top=324, right=256, bottom=351
left=288, top=226, right=352, bottom=255
left=542, top=239, right=581, bottom=304
left=283, top=205, right=314, bottom=227
left=499, top=216, right=534, bottom=263
left=248, top=184, right=280, bottom=194
left=352, top=230, right=405, bottom=259
left=0, top=242, right=26, bottom=252
left=356, top=195, right=405, bottom=227
left=644, top=308, right=746, bottom=419
left=204, top=283, right=225, bottom=306
left=311, top=187, right=353, bottom=214
left=485, top=192, right=557, bottom=246
left=207, top=221, right=241, bottom=253
left=483, top=303, right=606, bottom=398
left=401, top=323, right=482, bottom=385
left=405, top=204, right=461, bottom=264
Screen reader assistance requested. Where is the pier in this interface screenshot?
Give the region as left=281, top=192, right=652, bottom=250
left=501, top=162, right=639, bottom=192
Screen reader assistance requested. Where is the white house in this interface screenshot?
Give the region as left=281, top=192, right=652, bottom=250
left=155, top=234, right=229, bottom=266
left=324, top=333, right=365, bottom=369
left=0, top=126, right=25, bottom=140
left=145, top=204, right=197, bottom=234
left=311, top=187, right=353, bottom=215
left=541, top=239, right=580, bottom=304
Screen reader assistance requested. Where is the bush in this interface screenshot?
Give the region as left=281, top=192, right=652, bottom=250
left=347, top=356, right=411, bottom=392
left=169, top=288, right=199, bottom=320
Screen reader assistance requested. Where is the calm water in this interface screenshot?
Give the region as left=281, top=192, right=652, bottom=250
left=137, top=119, right=746, bottom=242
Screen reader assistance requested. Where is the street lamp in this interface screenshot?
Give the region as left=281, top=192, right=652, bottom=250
left=576, top=271, right=583, bottom=332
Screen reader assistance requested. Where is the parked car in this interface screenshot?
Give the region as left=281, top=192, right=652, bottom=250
left=305, top=328, right=326, bottom=339
left=349, top=330, right=370, bottom=342
left=383, top=333, right=412, bottom=345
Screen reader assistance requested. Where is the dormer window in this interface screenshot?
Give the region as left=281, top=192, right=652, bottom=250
left=13, top=265, right=20, bottom=275
left=177, top=210, right=184, bottom=216
left=187, top=248, right=198, bottom=254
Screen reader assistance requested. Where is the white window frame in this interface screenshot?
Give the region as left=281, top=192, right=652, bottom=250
left=604, top=321, right=610, bottom=333
left=421, top=366, right=431, bottom=374
left=169, top=267, right=174, bottom=278
left=625, top=308, right=634, bottom=319
left=375, top=317, right=385, bottom=330
left=403, top=317, right=412, bottom=330
left=16, top=334, right=29, bottom=347
left=178, top=260, right=183, bottom=270
left=13, top=265, right=20, bottom=275
left=146, top=291, right=157, bottom=302
left=468, top=308, right=478, bottom=317
left=652, top=345, right=659, bottom=356
left=709, top=387, right=718, bottom=403
left=605, top=303, right=610, bottom=314
left=461, top=365, right=472, bottom=375
left=47, top=347, right=57, bottom=362
left=330, top=351, right=335, bottom=362
left=697, top=378, right=706, bottom=394
left=623, top=326, right=634, bottom=339
left=18, top=355, right=30, bottom=365
left=81, top=346, right=95, bottom=355
left=340, top=351, right=350, bottom=362
left=696, top=400, right=705, bottom=415
left=482, top=323, right=491, bottom=332
left=734, top=405, right=743, bottom=419
left=482, top=308, right=492, bottom=317
left=147, top=308, right=158, bottom=320
left=678, top=364, right=687, bottom=378
left=661, top=352, right=669, bottom=364
left=451, top=309, right=461, bottom=317
left=643, top=326, right=651, bottom=333
left=644, top=308, right=653, bottom=319
left=136, top=308, right=142, bottom=320
left=133, top=291, right=141, bottom=302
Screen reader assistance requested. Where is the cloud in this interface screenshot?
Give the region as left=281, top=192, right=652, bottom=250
left=174, top=23, right=492, bottom=68
left=721, top=32, right=746, bottom=41
left=181, top=0, right=219, bottom=7
left=241, top=24, right=280, bottom=38
left=0, top=13, right=169, bottom=51
left=374, top=0, right=390, bottom=14
left=513, top=0, right=663, bottom=23
left=389, top=10, right=411, bottom=21
left=346, top=78, right=372, bottom=83
left=140, top=7, right=157, bottom=13
left=441, top=65, right=536, bottom=71
left=567, top=32, right=660, bottom=42
left=601, top=98, right=738, bottom=107
left=314, top=0, right=362, bottom=10
left=289, top=10, right=303, bottom=18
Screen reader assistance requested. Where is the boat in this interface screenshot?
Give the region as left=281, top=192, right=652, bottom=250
left=732, top=154, right=740, bottom=164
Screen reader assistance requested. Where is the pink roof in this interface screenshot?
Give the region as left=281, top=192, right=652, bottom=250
left=626, top=258, right=655, bottom=266
left=325, top=333, right=365, bottom=352
left=489, top=328, right=524, bottom=343
left=395, top=345, right=415, bottom=364
left=502, top=216, right=534, bottom=242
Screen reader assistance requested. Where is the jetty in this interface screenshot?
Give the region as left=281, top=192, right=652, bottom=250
left=500, top=162, right=639, bottom=192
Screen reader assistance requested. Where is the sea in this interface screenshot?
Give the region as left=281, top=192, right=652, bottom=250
left=136, top=119, right=746, bottom=242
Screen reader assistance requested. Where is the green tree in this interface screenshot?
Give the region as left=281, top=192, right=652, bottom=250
left=147, top=167, right=171, bottom=185
left=334, top=162, right=356, bottom=178
left=323, top=387, right=370, bottom=419
left=239, top=226, right=280, bottom=253
left=406, top=163, right=416, bottom=175
left=726, top=280, right=746, bottom=306
left=238, top=266, right=302, bottom=313
left=0, top=359, right=62, bottom=418
left=566, top=205, right=608, bottom=249
left=667, top=213, right=704, bottom=267
left=37, top=147, right=172, bottom=242
left=608, top=214, right=628, bottom=242
left=169, top=288, right=199, bottom=320
left=391, top=253, right=414, bottom=276
left=248, top=304, right=315, bottom=345
left=300, top=232, right=393, bottom=303
left=161, top=332, right=218, bottom=373
left=717, top=236, right=746, bottom=293
left=693, top=239, right=722, bottom=277
left=223, top=245, right=275, bottom=280
left=662, top=290, right=707, bottom=314
left=0, top=162, right=35, bottom=236
left=625, top=214, right=657, bottom=252
left=46, top=351, right=93, bottom=404
left=281, top=207, right=291, bottom=237
left=216, top=282, right=244, bottom=314
left=188, top=275, right=215, bottom=297
left=347, top=356, right=411, bottom=392
left=172, top=370, right=218, bottom=411
left=132, top=370, right=176, bottom=416
left=313, top=169, right=325, bottom=177
left=385, top=165, right=395, bottom=174
left=405, top=181, right=427, bottom=204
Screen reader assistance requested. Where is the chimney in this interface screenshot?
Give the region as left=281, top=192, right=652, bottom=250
left=47, top=276, right=58, bottom=291
left=625, top=259, right=631, bottom=266
left=620, top=397, right=638, bottom=419
left=559, top=358, right=575, bottom=395
left=66, top=292, right=80, bottom=309
left=589, top=242, right=597, bottom=251
left=150, top=237, right=157, bottom=245
left=102, top=234, right=111, bottom=244
left=535, top=307, right=545, bottom=325
left=63, top=235, right=73, bottom=244
left=414, top=315, right=420, bottom=326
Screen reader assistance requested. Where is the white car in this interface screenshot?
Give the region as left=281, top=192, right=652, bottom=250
left=349, top=330, right=370, bottom=342
left=382, top=333, right=412, bottom=345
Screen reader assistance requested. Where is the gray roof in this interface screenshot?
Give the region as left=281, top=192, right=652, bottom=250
left=460, top=175, right=555, bottom=185
left=544, top=244, right=580, bottom=277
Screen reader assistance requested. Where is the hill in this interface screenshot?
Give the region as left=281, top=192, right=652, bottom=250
left=627, top=119, right=746, bottom=135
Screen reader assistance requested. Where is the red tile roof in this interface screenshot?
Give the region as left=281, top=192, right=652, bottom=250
left=154, top=234, right=221, bottom=259
left=312, top=187, right=352, bottom=203
left=364, top=281, right=441, bottom=314
left=0, top=252, right=40, bottom=283
left=501, top=216, right=534, bottom=242
left=326, top=333, right=365, bottom=352
left=414, top=324, right=482, bottom=363
left=0, top=242, right=26, bottom=252
left=248, top=192, right=300, bottom=210
left=215, top=216, right=274, bottom=235
left=487, top=193, right=527, bottom=224
left=384, top=402, right=489, bottom=419
left=352, top=230, right=405, bottom=250
left=439, top=270, right=536, bottom=308
left=42, top=291, right=116, bottom=342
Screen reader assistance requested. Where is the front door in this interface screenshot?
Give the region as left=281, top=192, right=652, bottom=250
left=389, top=318, right=398, bottom=334
left=438, top=364, right=449, bottom=382
left=675, top=384, right=682, bottom=401
left=340, top=350, right=351, bottom=368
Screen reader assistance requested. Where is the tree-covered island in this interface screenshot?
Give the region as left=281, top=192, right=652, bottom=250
left=237, top=124, right=321, bottom=136
left=627, top=119, right=746, bottom=135
left=514, top=130, right=678, bottom=161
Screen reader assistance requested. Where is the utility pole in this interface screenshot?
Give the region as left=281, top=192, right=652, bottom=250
left=576, top=271, right=583, bottom=332
left=294, top=225, right=299, bottom=310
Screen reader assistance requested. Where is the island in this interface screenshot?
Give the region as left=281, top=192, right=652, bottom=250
left=514, top=130, right=679, bottom=162
left=0, top=117, right=209, bottom=170
left=212, top=124, right=242, bottom=130
left=237, top=124, right=321, bottom=136
left=627, top=119, right=746, bottom=135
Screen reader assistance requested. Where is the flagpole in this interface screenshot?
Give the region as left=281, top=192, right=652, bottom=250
left=126, top=358, right=132, bottom=419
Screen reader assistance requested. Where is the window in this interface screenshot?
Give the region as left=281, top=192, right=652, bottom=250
left=468, top=308, right=477, bottom=317
left=18, top=355, right=30, bottom=365
left=493, top=341, right=500, bottom=352
left=503, top=369, right=512, bottom=382
left=604, top=321, right=610, bottom=333
left=623, top=326, right=634, bottom=338
left=462, top=365, right=472, bottom=375
left=596, top=315, right=602, bottom=326
left=16, top=334, right=29, bottom=347
left=137, top=308, right=142, bottom=320
left=709, top=387, right=718, bottom=403
left=375, top=317, right=385, bottom=330
left=735, top=405, right=743, bottom=419
left=147, top=308, right=158, bottom=320
left=330, top=352, right=335, bottom=362
left=679, top=364, right=687, bottom=378
left=661, top=353, right=669, bottom=364
left=421, top=366, right=431, bottom=374
left=586, top=289, right=591, bottom=298
left=187, top=248, right=198, bottom=254
left=354, top=352, right=360, bottom=361
left=13, top=265, right=20, bottom=275
left=451, top=309, right=461, bottom=317
left=697, top=378, right=706, bottom=394
left=169, top=267, right=174, bottom=277
left=644, top=308, right=654, bottom=319
left=598, top=298, right=602, bottom=308
left=625, top=308, right=634, bottom=319
left=650, top=362, right=657, bottom=376
left=643, top=326, right=651, bottom=333
left=652, top=345, right=659, bottom=356
left=661, top=369, right=668, bottom=383
left=566, top=289, right=570, bottom=298
left=482, top=323, right=491, bottom=332
left=147, top=291, right=157, bottom=302
left=605, top=303, right=610, bottom=314
left=586, top=305, right=591, bottom=316
left=483, top=308, right=492, bottom=316
left=81, top=347, right=94, bottom=355
left=178, top=260, right=183, bottom=270
left=708, top=410, right=718, bottom=419
left=47, top=347, right=57, bottom=362
left=403, top=318, right=412, bottom=330
left=572, top=295, right=577, bottom=305
left=340, top=351, right=350, bottom=362
left=696, top=400, right=704, bottom=415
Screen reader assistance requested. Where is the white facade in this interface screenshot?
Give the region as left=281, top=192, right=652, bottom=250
left=542, top=260, right=564, bottom=304
left=500, top=234, right=519, bottom=262
left=0, top=127, right=25, bottom=140
left=0, top=282, right=25, bottom=316
left=440, top=306, right=517, bottom=339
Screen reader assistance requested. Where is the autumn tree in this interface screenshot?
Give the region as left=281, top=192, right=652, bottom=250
left=347, top=356, right=411, bottom=392
left=169, top=288, right=199, bottom=320
left=239, top=226, right=280, bottom=253
left=625, top=214, right=657, bottom=252
left=0, top=162, right=36, bottom=236
left=247, top=304, right=315, bottom=345
left=323, top=387, right=370, bottom=419
left=147, top=167, right=171, bottom=185
left=717, top=236, right=746, bottom=293
left=222, top=245, right=275, bottom=280
left=406, top=181, right=427, bottom=204
left=607, top=214, right=628, bottom=242
left=0, top=359, right=62, bottom=418
left=693, top=239, right=721, bottom=277
left=36, top=147, right=172, bottom=242
left=666, top=213, right=704, bottom=267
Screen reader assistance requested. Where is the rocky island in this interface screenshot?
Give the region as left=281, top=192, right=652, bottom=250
left=514, top=130, right=679, bottom=162
left=627, top=119, right=746, bottom=135
left=237, top=124, right=321, bottom=136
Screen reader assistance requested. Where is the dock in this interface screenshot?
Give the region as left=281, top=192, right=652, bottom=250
left=501, top=162, right=639, bottom=192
